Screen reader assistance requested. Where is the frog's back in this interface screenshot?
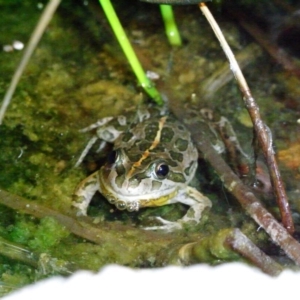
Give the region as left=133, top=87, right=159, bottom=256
left=114, top=107, right=198, bottom=184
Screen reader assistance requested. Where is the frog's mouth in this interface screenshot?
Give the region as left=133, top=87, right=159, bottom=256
left=98, top=172, right=178, bottom=212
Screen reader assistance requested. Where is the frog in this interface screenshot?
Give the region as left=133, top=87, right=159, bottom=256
left=73, top=105, right=212, bottom=231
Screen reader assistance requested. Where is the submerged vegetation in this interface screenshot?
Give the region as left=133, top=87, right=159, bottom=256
left=0, top=0, right=300, bottom=295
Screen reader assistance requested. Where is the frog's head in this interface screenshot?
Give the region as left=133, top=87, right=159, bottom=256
left=97, top=114, right=198, bottom=212
left=98, top=142, right=198, bottom=211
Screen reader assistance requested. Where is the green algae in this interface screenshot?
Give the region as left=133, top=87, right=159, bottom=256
left=32, top=218, right=68, bottom=252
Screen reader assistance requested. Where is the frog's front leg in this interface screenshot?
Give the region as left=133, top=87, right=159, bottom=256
left=73, top=171, right=99, bottom=216
left=144, top=187, right=212, bottom=232
left=74, top=115, right=127, bottom=167
left=181, top=186, right=212, bottom=222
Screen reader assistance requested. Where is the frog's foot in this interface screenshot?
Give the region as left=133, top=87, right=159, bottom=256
left=74, top=136, right=98, bottom=168
left=72, top=196, right=89, bottom=216
left=143, top=217, right=182, bottom=232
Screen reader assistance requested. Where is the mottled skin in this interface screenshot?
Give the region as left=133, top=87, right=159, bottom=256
left=73, top=106, right=211, bottom=231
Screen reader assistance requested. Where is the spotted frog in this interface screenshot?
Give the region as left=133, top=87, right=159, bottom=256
left=73, top=106, right=212, bottom=231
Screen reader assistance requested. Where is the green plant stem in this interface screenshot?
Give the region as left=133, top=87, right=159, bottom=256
left=160, top=5, right=182, bottom=46
left=99, top=0, right=162, bottom=105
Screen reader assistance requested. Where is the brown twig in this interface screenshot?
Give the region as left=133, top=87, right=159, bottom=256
left=0, top=189, right=163, bottom=247
left=0, top=188, right=275, bottom=271
left=0, top=188, right=284, bottom=272
left=178, top=228, right=283, bottom=276
left=226, top=228, right=283, bottom=276
left=0, top=235, right=74, bottom=275
left=242, top=90, right=294, bottom=233
left=170, top=103, right=300, bottom=266
left=0, top=236, right=39, bottom=268
left=199, top=2, right=294, bottom=234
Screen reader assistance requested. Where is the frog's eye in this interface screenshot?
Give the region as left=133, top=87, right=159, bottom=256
left=107, top=150, right=118, bottom=164
left=155, top=163, right=169, bottom=179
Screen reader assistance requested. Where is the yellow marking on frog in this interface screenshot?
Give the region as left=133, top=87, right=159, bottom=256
left=99, top=170, right=177, bottom=209
left=139, top=189, right=178, bottom=207
left=99, top=172, right=119, bottom=202
left=126, top=116, right=167, bottom=178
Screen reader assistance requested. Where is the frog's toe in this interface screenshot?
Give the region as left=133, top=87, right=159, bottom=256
left=72, top=204, right=88, bottom=217
left=143, top=217, right=182, bottom=231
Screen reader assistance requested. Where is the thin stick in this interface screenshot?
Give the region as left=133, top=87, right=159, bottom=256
left=160, top=5, right=182, bottom=46
left=0, top=236, right=39, bottom=268
left=0, top=0, right=61, bottom=125
left=199, top=2, right=294, bottom=234
left=170, top=103, right=300, bottom=266
left=99, top=0, right=163, bottom=105
left=226, top=229, right=283, bottom=276
left=179, top=228, right=283, bottom=276
left=0, top=236, right=73, bottom=275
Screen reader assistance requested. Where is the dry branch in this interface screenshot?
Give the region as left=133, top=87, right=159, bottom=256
left=178, top=228, right=283, bottom=276
left=170, top=103, right=300, bottom=266
left=199, top=2, right=294, bottom=233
